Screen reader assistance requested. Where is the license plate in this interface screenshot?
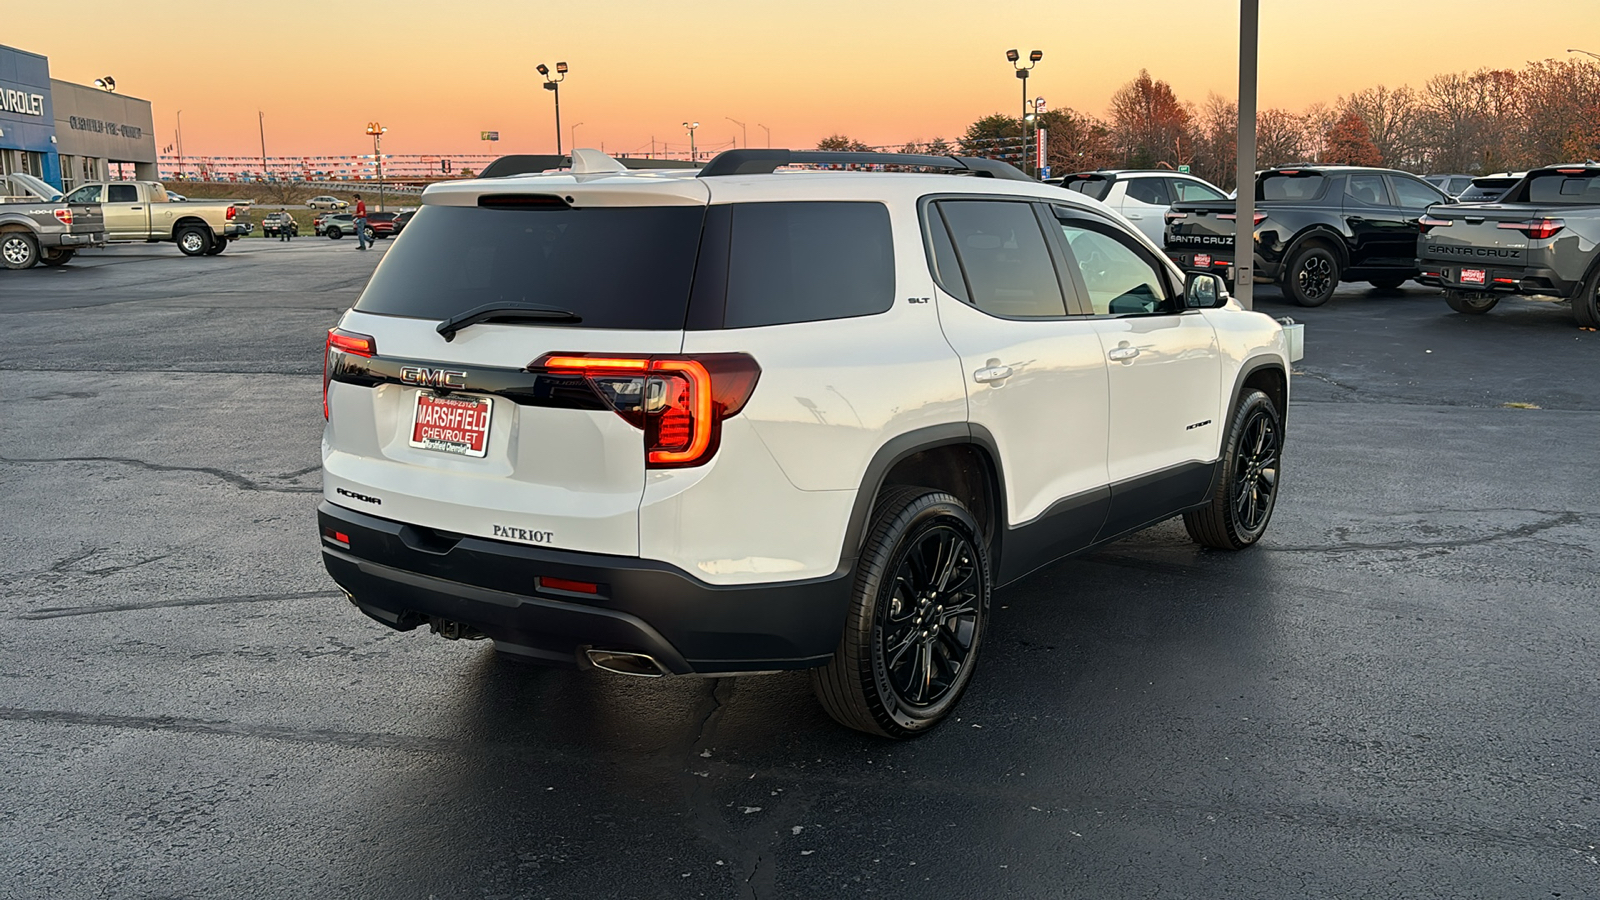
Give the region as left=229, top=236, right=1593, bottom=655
left=410, top=392, right=492, bottom=457
left=1460, top=268, right=1486, bottom=286
left=1193, top=253, right=1212, bottom=268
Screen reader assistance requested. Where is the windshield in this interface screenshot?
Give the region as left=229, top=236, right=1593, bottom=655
left=355, top=203, right=707, bottom=330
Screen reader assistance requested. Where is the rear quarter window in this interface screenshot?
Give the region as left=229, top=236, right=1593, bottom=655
left=1259, top=173, right=1326, bottom=202
left=1063, top=177, right=1112, bottom=201
left=720, top=201, right=895, bottom=329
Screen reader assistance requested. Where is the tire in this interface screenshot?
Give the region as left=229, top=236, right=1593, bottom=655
left=328, top=229, right=343, bottom=240
left=204, top=238, right=227, bottom=256
left=1444, top=290, right=1498, bottom=315
left=1184, top=389, right=1283, bottom=550
left=1, top=231, right=40, bottom=269
left=363, top=227, right=376, bottom=243
left=176, top=226, right=211, bottom=256
left=1283, top=244, right=1340, bottom=307
left=811, top=487, right=992, bottom=739
left=40, top=248, right=75, bottom=267
left=1574, top=267, right=1600, bottom=329
left=1368, top=276, right=1407, bottom=290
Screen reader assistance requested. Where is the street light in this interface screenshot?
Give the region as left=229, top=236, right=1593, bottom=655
left=683, top=121, right=700, bottom=162
left=175, top=110, right=184, bottom=181
left=571, top=122, right=584, bottom=150
left=757, top=123, right=771, bottom=148
left=726, top=117, right=747, bottom=148
left=93, top=77, right=116, bottom=92
left=1007, top=49, right=1042, bottom=178
left=1569, top=48, right=1600, bottom=62
left=537, top=62, right=569, bottom=156
left=366, top=121, right=388, bottom=212
left=258, top=111, right=268, bottom=181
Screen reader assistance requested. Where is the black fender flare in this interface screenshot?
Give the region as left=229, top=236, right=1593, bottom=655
left=1201, top=355, right=1290, bottom=500
left=1281, top=227, right=1350, bottom=277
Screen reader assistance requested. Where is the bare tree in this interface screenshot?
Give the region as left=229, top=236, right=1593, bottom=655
left=1257, top=108, right=1308, bottom=168
left=1341, top=85, right=1422, bottom=169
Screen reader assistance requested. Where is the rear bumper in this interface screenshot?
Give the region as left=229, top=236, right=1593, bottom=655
left=318, top=502, right=852, bottom=674
left=224, top=223, right=251, bottom=237
left=1414, top=258, right=1578, bottom=298
left=52, top=231, right=105, bottom=247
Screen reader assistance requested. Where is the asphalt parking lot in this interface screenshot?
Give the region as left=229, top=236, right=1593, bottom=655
left=2, top=241, right=1596, bottom=899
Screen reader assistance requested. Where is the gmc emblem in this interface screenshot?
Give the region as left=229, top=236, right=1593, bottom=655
left=400, top=366, right=468, bottom=388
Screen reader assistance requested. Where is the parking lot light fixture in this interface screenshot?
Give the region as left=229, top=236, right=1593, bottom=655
left=1008, top=49, right=1041, bottom=178
left=366, top=122, right=388, bottom=212
left=538, top=62, right=569, bottom=156
left=757, top=123, right=771, bottom=147
left=1569, top=48, right=1600, bottom=62
left=683, top=122, right=699, bottom=162
left=726, top=117, right=747, bottom=148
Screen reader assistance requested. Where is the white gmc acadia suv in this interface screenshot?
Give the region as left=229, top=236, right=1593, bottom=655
left=319, top=148, right=1297, bottom=739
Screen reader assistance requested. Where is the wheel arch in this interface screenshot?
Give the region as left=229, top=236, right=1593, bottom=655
left=1282, top=226, right=1349, bottom=274
left=172, top=216, right=213, bottom=235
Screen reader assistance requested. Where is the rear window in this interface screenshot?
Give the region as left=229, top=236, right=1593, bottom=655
left=1525, top=172, right=1600, bottom=205
left=1259, top=172, right=1326, bottom=202
left=1458, top=180, right=1514, bottom=203
left=354, top=204, right=706, bottom=330
left=1063, top=176, right=1112, bottom=201
left=721, top=201, right=894, bottom=329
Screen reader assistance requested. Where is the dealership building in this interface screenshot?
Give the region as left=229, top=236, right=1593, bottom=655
left=1, top=43, right=158, bottom=192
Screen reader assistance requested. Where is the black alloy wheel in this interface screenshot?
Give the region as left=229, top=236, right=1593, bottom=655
left=1444, top=290, right=1499, bottom=315
left=1575, top=267, right=1600, bottom=329
left=1184, top=389, right=1283, bottom=550
left=328, top=228, right=344, bottom=240
left=812, top=487, right=991, bottom=739
left=1285, top=245, right=1338, bottom=307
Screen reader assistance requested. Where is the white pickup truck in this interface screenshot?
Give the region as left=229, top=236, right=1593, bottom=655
left=62, top=181, right=248, bottom=256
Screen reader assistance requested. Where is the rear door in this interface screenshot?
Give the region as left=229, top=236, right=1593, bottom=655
left=1118, top=176, right=1171, bottom=245
left=1049, top=207, right=1223, bottom=538
left=101, top=182, right=149, bottom=239
left=928, top=197, right=1111, bottom=563
left=323, top=183, right=710, bottom=556
left=1342, top=172, right=1408, bottom=267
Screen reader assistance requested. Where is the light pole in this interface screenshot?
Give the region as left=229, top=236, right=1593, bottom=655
left=1569, top=48, right=1600, bottom=62
left=726, top=117, right=747, bottom=148
left=1236, top=0, right=1259, bottom=311
left=258, top=111, right=268, bottom=181
left=366, top=122, right=387, bottom=212
left=683, top=121, right=700, bottom=162
left=1007, top=50, right=1042, bottom=178
left=175, top=110, right=184, bottom=181
left=537, top=62, right=569, bottom=156
left=757, top=123, right=771, bottom=147
left=571, top=122, right=584, bottom=150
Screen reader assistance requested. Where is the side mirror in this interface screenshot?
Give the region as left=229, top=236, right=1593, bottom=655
left=1185, top=271, right=1230, bottom=309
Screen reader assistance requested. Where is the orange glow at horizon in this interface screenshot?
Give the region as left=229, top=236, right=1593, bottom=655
left=11, top=0, right=1598, bottom=159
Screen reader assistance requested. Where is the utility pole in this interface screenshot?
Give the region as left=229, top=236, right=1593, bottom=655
left=258, top=111, right=268, bottom=181
left=1236, top=0, right=1258, bottom=310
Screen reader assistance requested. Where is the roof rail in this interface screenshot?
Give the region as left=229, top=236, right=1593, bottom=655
left=697, top=149, right=1033, bottom=182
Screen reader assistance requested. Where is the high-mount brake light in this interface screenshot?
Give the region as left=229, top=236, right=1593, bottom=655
left=53, top=208, right=73, bottom=225
left=1497, top=218, right=1565, bottom=240
left=1555, top=168, right=1588, bottom=175
left=532, top=352, right=761, bottom=469
left=1418, top=215, right=1454, bottom=233
left=324, top=328, right=377, bottom=419
left=1277, top=170, right=1301, bottom=175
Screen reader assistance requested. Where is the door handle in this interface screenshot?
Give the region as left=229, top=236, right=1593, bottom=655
left=1107, top=346, right=1141, bottom=362
left=130, top=206, right=143, bottom=211
left=1125, top=212, right=1144, bottom=219
left=973, top=364, right=1013, bottom=384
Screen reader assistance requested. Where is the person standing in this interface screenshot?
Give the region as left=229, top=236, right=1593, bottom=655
left=353, top=194, right=369, bottom=250
left=279, top=211, right=294, bottom=242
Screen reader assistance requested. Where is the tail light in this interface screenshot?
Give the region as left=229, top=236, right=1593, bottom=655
left=53, top=208, right=73, bottom=225
left=531, top=353, right=761, bottom=469
left=1418, top=215, right=1453, bottom=233
left=1497, top=218, right=1565, bottom=240
left=323, top=328, right=377, bottom=419
left=1165, top=211, right=1188, bottom=223
left=226, top=205, right=237, bottom=221
left=1217, top=212, right=1268, bottom=225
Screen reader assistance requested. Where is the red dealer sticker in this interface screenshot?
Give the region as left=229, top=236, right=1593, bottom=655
left=410, top=392, right=492, bottom=457
left=1460, top=268, right=1486, bottom=286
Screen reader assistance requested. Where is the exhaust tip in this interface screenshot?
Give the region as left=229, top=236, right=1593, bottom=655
left=586, top=649, right=670, bottom=678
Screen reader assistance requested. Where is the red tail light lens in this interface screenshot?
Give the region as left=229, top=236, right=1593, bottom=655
left=53, top=208, right=73, bottom=225
left=531, top=353, right=761, bottom=469
left=1497, top=218, right=1565, bottom=240
left=1418, top=215, right=1454, bottom=233
left=1165, top=211, right=1188, bottom=223
left=226, top=205, right=237, bottom=220
left=323, top=327, right=377, bottom=419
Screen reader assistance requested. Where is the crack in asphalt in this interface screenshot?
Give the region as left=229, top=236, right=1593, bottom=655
left=1266, top=510, right=1585, bottom=554
left=0, top=707, right=453, bottom=753
left=17, top=589, right=339, bottom=620
left=0, top=455, right=319, bottom=493
left=676, top=678, right=769, bottom=899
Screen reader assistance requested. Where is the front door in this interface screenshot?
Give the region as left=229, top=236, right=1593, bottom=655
left=1049, top=208, right=1224, bottom=539
left=927, top=198, right=1111, bottom=578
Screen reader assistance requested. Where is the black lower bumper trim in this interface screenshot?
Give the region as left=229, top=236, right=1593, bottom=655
left=318, top=502, right=851, bottom=674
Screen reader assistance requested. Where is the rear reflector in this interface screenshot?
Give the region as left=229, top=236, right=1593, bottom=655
left=539, top=576, right=599, bottom=595
left=322, top=527, right=350, bottom=548
left=1493, top=277, right=1516, bottom=284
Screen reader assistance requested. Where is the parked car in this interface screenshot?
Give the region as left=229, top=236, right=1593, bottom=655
left=318, top=147, right=1298, bottom=738
left=167, top=191, right=189, bottom=202
left=62, top=181, right=248, bottom=256
left=1164, top=165, right=1451, bottom=306
left=319, top=213, right=373, bottom=242
left=1050, top=170, right=1230, bottom=246
left=1454, top=172, right=1526, bottom=204
left=308, top=195, right=349, bottom=210
left=391, top=210, right=414, bottom=235
left=1424, top=174, right=1476, bottom=198
left=364, top=211, right=400, bottom=239
left=261, top=212, right=299, bottom=237
left=1415, top=163, right=1600, bottom=326
left=0, top=172, right=107, bottom=269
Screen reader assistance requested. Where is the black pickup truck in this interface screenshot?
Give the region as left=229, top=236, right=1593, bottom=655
left=1415, top=164, right=1600, bottom=327
left=1164, top=166, right=1451, bottom=306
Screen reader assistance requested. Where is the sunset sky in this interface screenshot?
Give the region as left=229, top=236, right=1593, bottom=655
left=12, top=0, right=1600, bottom=159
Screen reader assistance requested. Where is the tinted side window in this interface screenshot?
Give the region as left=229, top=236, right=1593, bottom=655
left=1124, top=178, right=1169, bottom=205
left=1056, top=219, right=1173, bottom=315
left=1390, top=176, right=1445, bottom=210
left=1526, top=173, right=1600, bottom=205
left=1171, top=178, right=1226, bottom=202
left=1064, top=177, right=1111, bottom=200
left=926, top=208, right=969, bottom=303
left=106, top=184, right=138, bottom=203
left=1345, top=174, right=1389, bottom=206
left=723, top=202, right=895, bottom=328
left=938, top=200, right=1066, bottom=318
left=1259, top=173, right=1326, bottom=201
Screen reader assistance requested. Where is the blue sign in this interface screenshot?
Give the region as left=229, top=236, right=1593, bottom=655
left=1038, top=165, right=1051, bottom=180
